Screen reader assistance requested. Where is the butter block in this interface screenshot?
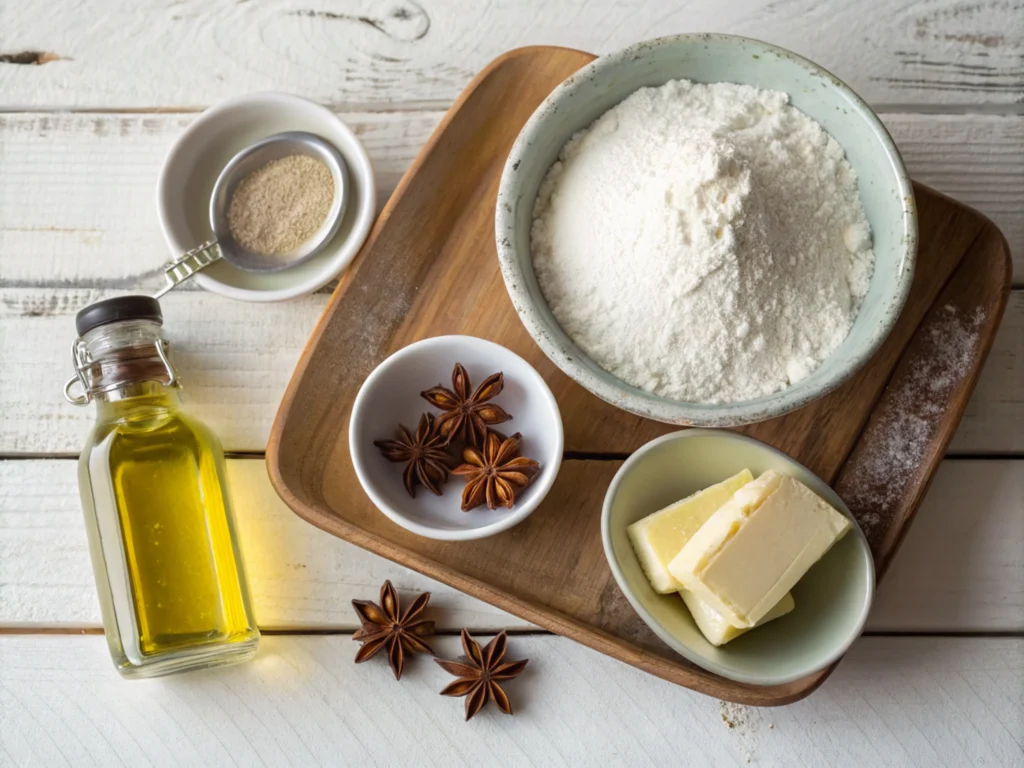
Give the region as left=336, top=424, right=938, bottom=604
left=669, top=470, right=852, bottom=627
left=627, top=469, right=754, bottom=593
left=681, top=590, right=795, bottom=647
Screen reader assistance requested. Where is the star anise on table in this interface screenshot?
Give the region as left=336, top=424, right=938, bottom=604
left=435, top=630, right=529, bottom=721
left=373, top=413, right=457, bottom=498
left=421, top=363, right=511, bottom=448
left=352, top=580, right=435, bottom=680
left=452, top=431, right=540, bottom=511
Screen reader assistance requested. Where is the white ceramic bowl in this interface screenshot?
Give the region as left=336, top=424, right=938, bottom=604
left=157, top=92, right=376, bottom=302
left=349, top=336, right=564, bottom=541
left=496, top=34, right=917, bottom=426
left=602, top=429, right=874, bottom=686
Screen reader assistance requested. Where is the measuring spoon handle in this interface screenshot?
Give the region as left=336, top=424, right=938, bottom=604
left=153, top=240, right=223, bottom=298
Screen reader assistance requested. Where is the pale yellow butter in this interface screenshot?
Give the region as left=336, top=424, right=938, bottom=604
left=680, top=590, right=795, bottom=647
left=626, top=469, right=753, bottom=593
left=668, top=470, right=852, bottom=628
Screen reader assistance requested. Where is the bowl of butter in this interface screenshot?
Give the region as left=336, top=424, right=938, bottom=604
left=601, top=429, right=874, bottom=686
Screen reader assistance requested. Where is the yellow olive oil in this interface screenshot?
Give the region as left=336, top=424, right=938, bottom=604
left=109, top=398, right=252, bottom=652
left=81, top=388, right=259, bottom=675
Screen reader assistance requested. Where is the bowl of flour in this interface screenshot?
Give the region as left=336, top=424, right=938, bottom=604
left=496, top=35, right=916, bottom=426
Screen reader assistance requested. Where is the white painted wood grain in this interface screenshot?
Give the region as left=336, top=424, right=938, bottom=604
left=1, top=634, right=1022, bottom=767
left=1, top=112, right=1021, bottom=283
left=1, top=287, right=1018, bottom=455
left=868, top=460, right=1024, bottom=631
left=0, top=112, right=443, bottom=288
left=0, top=288, right=330, bottom=454
left=0, top=458, right=524, bottom=631
left=3, top=457, right=1023, bottom=633
left=0, top=4, right=1019, bottom=761
left=1, top=0, right=1021, bottom=110
left=951, top=292, right=1024, bottom=454
left=0, top=111, right=1021, bottom=455
left=883, top=113, right=1024, bottom=280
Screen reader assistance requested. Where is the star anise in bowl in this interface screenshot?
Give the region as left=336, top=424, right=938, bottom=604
left=421, top=363, right=512, bottom=448
left=373, top=413, right=458, bottom=498
left=370, top=360, right=547, bottom=517
left=452, top=431, right=540, bottom=511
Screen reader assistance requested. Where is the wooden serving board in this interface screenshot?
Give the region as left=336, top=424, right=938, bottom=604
left=267, top=47, right=1012, bottom=705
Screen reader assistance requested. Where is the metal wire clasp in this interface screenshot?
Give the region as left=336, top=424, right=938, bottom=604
left=153, top=240, right=223, bottom=298
left=63, top=338, right=93, bottom=406
left=63, top=337, right=180, bottom=406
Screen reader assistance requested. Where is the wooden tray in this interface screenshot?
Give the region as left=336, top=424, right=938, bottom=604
left=267, top=47, right=1012, bottom=705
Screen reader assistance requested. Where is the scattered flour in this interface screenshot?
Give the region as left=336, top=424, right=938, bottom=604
left=839, top=304, right=984, bottom=538
left=719, top=700, right=751, bottom=730
left=532, top=79, right=875, bottom=403
left=718, top=700, right=762, bottom=764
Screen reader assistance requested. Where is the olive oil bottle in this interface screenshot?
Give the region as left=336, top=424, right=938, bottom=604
left=67, top=296, right=258, bottom=677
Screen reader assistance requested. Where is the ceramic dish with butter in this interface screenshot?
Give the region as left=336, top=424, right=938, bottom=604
left=497, top=34, right=916, bottom=427
left=601, top=429, right=874, bottom=686
left=350, top=335, right=563, bottom=541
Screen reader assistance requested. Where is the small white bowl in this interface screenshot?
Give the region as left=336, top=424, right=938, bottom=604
left=157, top=92, right=376, bottom=302
left=349, top=336, right=564, bottom=541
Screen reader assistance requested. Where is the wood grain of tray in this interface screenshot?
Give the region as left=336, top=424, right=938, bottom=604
left=267, top=47, right=1012, bottom=705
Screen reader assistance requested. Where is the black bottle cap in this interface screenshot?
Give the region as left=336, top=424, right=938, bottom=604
left=75, top=296, right=163, bottom=337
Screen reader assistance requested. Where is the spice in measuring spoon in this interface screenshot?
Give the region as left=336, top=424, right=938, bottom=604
left=153, top=131, right=348, bottom=297
left=227, top=154, right=335, bottom=257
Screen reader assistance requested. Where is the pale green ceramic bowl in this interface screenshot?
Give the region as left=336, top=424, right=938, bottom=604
left=497, top=34, right=917, bottom=426
left=601, top=430, right=874, bottom=686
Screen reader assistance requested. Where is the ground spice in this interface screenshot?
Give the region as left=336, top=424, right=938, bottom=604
left=227, top=154, right=334, bottom=256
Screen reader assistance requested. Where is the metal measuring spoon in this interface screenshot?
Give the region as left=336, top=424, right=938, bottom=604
left=154, top=131, right=349, bottom=297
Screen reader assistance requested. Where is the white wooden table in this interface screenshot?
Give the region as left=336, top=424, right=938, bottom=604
left=1, top=3, right=1022, bottom=766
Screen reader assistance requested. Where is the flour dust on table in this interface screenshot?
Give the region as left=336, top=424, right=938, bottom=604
left=532, top=79, right=875, bottom=403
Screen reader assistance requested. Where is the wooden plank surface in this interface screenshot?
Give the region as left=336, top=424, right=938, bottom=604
left=3, top=458, right=1021, bottom=633
left=1, top=0, right=1022, bottom=109
left=887, top=114, right=1023, bottom=281
left=0, top=458, right=522, bottom=631
left=2, top=634, right=1022, bottom=767
left=1, top=112, right=1020, bottom=283
left=0, top=112, right=445, bottom=289
left=2, top=111, right=1021, bottom=456
left=2, top=290, right=1021, bottom=455
left=2, top=0, right=1022, bottom=754
left=952, top=292, right=1024, bottom=454
left=0, top=289, right=329, bottom=455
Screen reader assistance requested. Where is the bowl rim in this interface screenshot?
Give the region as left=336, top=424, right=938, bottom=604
left=600, top=428, right=876, bottom=686
left=349, top=334, right=565, bottom=541
left=496, top=33, right=918, bottom=427
left=156, top=91, right=377, bottom=303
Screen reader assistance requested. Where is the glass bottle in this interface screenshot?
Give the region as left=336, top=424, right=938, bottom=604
left=66, top=296, right=259, bottom=678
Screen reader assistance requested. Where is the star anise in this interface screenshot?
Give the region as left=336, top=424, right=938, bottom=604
left=421, top=363, right=511, bottom=448
left=435, top=630, right=529, bottom=721
left=352, top=580, right=435, bottom=680
left=373, top=413, right=457, bottom=498
left=452, top=431, right=540, bottom=511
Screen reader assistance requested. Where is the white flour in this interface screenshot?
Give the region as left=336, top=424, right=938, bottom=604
left=840, top=304, right=983, bottom=538
left=531, top=79, right=875, bottom=403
